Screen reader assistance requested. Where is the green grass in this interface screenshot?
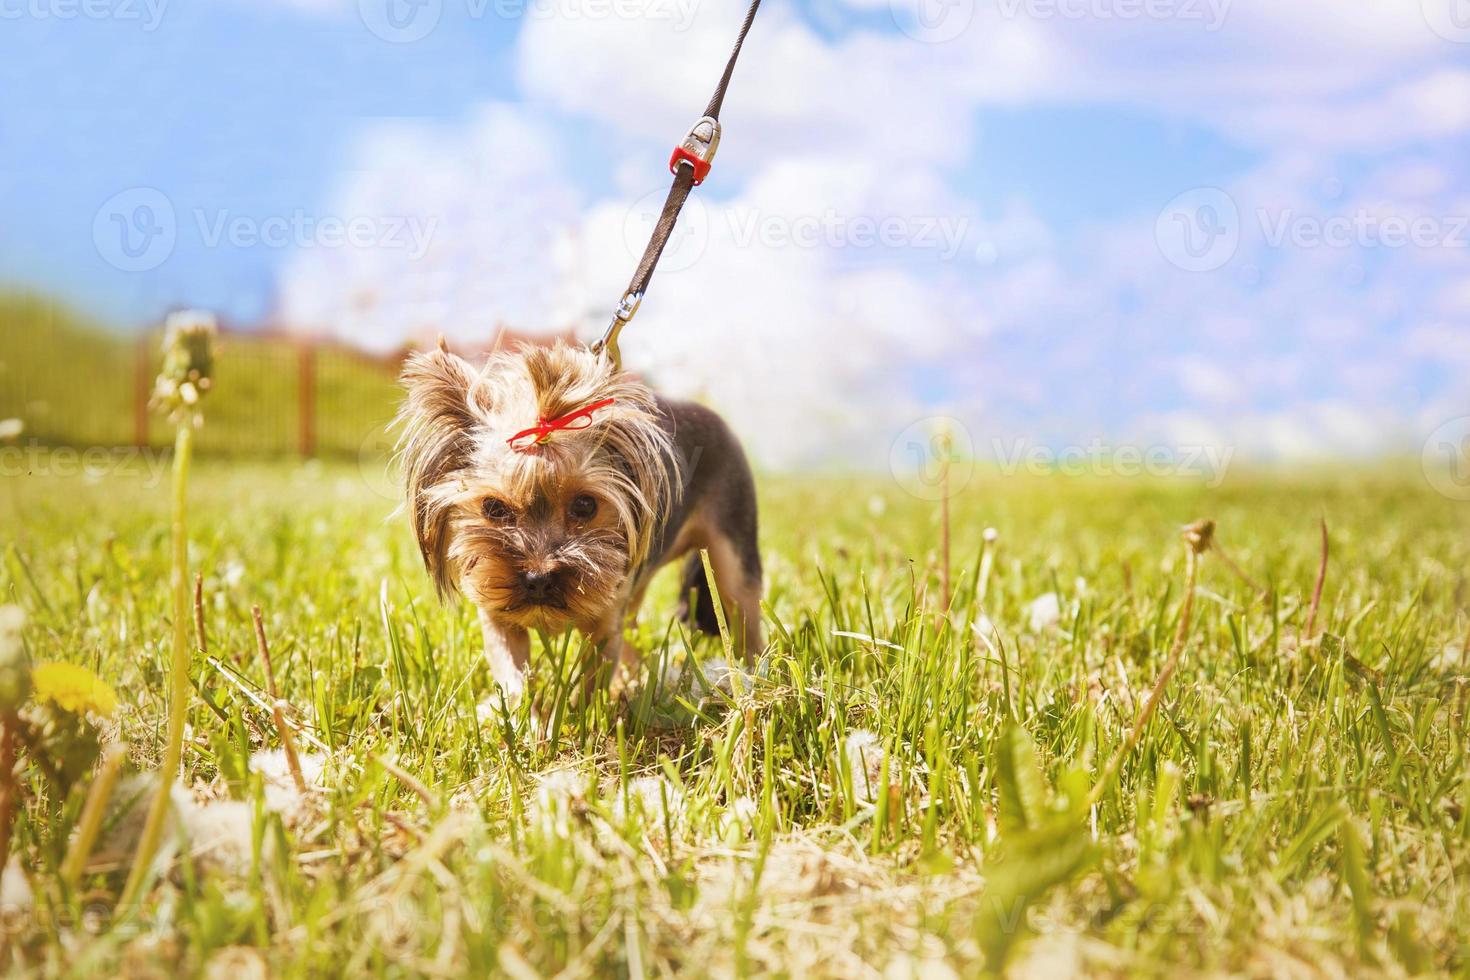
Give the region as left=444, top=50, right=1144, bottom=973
left=0, top=292, right=400, bottom=456
left=2, top=460, right=1469, bottom=976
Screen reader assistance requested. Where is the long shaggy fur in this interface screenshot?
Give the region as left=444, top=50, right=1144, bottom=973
left=394, top=342, right=676, bottom=614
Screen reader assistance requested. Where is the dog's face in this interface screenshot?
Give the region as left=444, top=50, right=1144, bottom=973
left=395, top=342, right=673, bottom=632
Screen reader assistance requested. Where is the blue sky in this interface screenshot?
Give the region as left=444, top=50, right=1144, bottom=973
left=2, top=0, right=1468, bottom=468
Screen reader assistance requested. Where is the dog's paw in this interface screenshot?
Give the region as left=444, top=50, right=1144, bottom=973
left=475, top=678, right=525, bottom=724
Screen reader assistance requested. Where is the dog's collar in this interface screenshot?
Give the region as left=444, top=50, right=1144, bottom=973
left=507, top=397, right=616, bottom=453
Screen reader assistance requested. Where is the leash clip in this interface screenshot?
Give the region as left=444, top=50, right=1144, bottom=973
left=591, top=291, right=643, bottom=372
left=669, top=115, right=721, bottom=185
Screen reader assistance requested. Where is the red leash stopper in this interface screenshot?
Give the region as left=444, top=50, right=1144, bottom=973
left=669, top=115, right=721, bottom=186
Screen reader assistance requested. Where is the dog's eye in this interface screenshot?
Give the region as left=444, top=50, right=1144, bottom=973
left=568, top=494, right=598, bottom=521
left=482, top=497, right=512, bottom=522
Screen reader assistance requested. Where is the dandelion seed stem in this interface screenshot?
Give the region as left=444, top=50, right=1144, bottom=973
left=193, top=574, right=207, bottom=657
left=273, top=700, right=308, bottom=794
left=120, top=420, right=194, bottom=908
left=940, top=445, right=951, bottom=614
left=61, top=742, right=128, bottom=886
left=1304, top=518, right=1329, bottom=641
left=0, top=713, right=17, bottom=877
left=252, top=604, right=280, bottom=701
left=1088, top=520, right=1211, bottom=809
left=375, top=754, right=435, bottom=809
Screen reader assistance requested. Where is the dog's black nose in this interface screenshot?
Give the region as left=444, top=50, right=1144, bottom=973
left=520, top=570, right=559, bottom=602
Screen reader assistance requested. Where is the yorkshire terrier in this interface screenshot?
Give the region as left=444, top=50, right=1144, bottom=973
left=395, top=341, right=763, bottom=708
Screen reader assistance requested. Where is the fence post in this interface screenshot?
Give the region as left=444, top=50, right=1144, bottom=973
left=298, top=341, right=316, bottom=459
left=134, top=333, right=151, bottom=449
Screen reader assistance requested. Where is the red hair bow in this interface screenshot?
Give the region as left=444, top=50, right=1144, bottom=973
left=507, top=397, right=616, bottom=452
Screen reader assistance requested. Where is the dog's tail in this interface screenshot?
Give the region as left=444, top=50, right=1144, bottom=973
left=675, top=553, right=723, bottom=637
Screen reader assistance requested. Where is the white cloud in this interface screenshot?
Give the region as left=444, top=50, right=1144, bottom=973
left=277, top=105, right=586, bottom=352
left=244, top=0, right=351, bottom=14
left=277, top=100, right=995, bottom=466
left=274, top=0, right=1470, bottom=467
left=1224, top=70, right=1470, bottom=151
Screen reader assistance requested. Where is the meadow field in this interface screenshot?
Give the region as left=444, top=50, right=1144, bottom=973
left=2, top=458, right=1469, bottom=977
left=0, top=294, right=400, bottom=457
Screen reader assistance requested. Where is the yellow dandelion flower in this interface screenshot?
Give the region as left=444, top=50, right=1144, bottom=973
left=32, top=662, right=119, bottom=717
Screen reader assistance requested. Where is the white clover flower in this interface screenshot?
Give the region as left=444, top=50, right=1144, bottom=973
left=657, top=654, right=759, bottom=702
left=182, top=800, right=255, bottom=876
left=718, top=796, right=759, bottom=838
left=843, top=729, right=886, bottom=804
left=0, top=606, right=28, bottom=710
left=1, top=859, right=32, bottom=912
left=1026, top=592, right=1062, bottom=632
left=222, top=560, right=246, bottom=589
left=1431, top=643, right=1466, bottom=673
left=0, top=606, right=23, bottom=653
left=535, top=769, right=585, bottom=812
left=613, top=775, right=686, bottom=832
left=529, top=769, right=584, bottom=839
left=251, top=748, right=326, bottom=827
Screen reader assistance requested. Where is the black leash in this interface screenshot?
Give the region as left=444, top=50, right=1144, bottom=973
left=591, top=0, right=764, bottom=370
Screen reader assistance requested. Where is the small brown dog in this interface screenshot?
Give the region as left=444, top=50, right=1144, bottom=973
left=395, top=341, right=762, bottom=707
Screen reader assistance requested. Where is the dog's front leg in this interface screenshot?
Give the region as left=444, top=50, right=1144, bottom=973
left=478, top=607, right=530, bottom=708
left=587, top=606, right=639, bottom=699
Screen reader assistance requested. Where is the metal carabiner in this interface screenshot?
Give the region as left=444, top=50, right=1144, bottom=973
left=591, top=291, right=643, bottom=372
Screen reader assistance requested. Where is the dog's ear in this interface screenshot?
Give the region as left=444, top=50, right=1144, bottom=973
left=395, top=348, right=484, bottom=598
